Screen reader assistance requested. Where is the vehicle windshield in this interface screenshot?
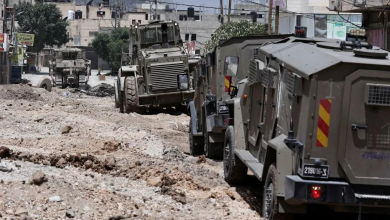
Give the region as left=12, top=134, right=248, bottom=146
left=61, top=52, right=79, bottom=60
left=140, top=25, right=175, bottom=45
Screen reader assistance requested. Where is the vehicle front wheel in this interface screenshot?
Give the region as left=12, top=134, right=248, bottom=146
left=123, top=76, right=144, bottom=114
left=223, top=125, right=247, bottom=184
left=114, top=80, right=120, bottom=108
left=204, top=131, right=223, bottom=160
left=189, top=119, right=204, bottom=156
left=262, top=164, right=293, bottom=220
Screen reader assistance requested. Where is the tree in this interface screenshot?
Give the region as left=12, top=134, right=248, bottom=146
left=204, top=20, right=267, bottom=53
left=14, top=2, right=69, bottom=52
left=92, top=27, right=129, bottom=72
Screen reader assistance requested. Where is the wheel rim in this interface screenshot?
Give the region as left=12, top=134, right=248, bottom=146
left=223, top=142, right=231, bottom=176
left=264, top=181, right=275, bottom=219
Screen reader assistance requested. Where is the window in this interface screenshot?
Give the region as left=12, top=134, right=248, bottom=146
left=296, top=15, right=302, bottom=26
left=138, top=20, right=141, bottom=24
left=157, top=26, right=174, bottom=42
left=145, top=14, right=148, bottom=20
left=132, top=19, right=136, bottom=25
left=89, top=31, right=98, bottom=37
left=141, top=28, right=157, bottom=43
left=224, top=56, right=239, bottom=76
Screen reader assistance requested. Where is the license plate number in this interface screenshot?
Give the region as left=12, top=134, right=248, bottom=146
left=302, top=164, right=329, bottom=178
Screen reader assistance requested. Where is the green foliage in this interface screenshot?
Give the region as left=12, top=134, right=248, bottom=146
left=204, top=20, right=267, bottom=53
left=15, top=2, right=69, bottom=52
left=92, top=28, right=129, bottom=71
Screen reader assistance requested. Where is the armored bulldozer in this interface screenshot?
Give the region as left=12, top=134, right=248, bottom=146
left=187, top=34, right=293, bottom=159
left=49, top=48, right=91, bottom=89
left=114, top=20, right=196, bottom=114
left=205, top=29, right=390, bottom=219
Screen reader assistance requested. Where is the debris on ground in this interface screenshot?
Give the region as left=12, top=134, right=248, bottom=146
left=0, top=146, right=10, bottom=158
left=31, top=170, right=48, bottom=185
left=162, top=146, right=187, bottom=161
left=196, top=155, right=207, bottom=164
left=86, top=83, right=114, bottom=97
left=0, top=85, right=261, bottom=220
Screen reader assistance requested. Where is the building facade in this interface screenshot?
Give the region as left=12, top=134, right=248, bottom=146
left=329, top=0, right=389, bottom=49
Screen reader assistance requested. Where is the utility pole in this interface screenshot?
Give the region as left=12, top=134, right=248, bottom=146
left=149, top=0, right=157, bottom=21
left=228, top=0, right=231, bottom=23
left=114, top=6, right=120, bottom=28
left=219, top=0, right=223, bottom=15
left=268, top=0, right=273, bottom=34
left=275, top=2, right=279, bottom=34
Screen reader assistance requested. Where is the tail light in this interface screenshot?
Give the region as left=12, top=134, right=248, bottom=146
left=310, top=185, right=322, bottom=200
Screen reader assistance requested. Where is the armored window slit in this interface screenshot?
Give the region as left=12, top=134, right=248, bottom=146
left=365, top=83, right=390, bottom=106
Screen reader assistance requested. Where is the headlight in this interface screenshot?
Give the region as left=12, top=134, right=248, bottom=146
left=178, top=74, right=188, bottom=90
left=218, top=105, right=229, bottom=114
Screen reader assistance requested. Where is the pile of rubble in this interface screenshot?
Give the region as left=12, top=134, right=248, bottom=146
left=85, top=83, right=115, bottom=97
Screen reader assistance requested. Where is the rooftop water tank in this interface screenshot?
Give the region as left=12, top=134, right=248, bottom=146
left=68, top=10, right=74, bottom=20
left=75, top=10, right=82, bottom=19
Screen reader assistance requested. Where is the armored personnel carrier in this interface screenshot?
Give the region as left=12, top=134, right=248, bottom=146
left=202, top=28, right=390, bottom=219
left=49, top=47, right=91, bottom=89
left=114, top=20, right=196, bottom=114
left=187, top=34, right=293, bottom=159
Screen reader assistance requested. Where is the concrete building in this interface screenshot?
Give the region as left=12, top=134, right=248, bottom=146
left=283, top=0, right=361, bottom=39
left=48, top=2, right=147, bottom=47
left=328, top=0, right=389, bottom=49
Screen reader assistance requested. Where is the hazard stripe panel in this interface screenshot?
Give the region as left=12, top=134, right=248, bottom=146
left=225, top=76, right=231, bottom=92
left=316, top=99, right=332, bottom=147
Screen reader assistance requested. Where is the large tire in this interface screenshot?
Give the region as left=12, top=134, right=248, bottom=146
left=204, top=131, right=223, bottom=160
left=123, top=76, right=144, bottom=114
left=78, top=71, right=87, bottom=90
left=223, top=125, right=247, bottom=184
left=55, top=72, right=64, bottom=89
left=114, top=80, right=120, bottom=108
left=262, top=164, right=294, bottom=220
left=120, top=90, right=125, bottom=113
left=37, top=78, right=52, bottom=92
left=189, top=119, right=204, bottom=156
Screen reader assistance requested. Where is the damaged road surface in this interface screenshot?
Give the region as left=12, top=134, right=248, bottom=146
left=0, top=85, right=260, bottom=220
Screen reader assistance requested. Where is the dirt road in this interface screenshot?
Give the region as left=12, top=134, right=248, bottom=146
left=0, top=85, right=262, bottom=220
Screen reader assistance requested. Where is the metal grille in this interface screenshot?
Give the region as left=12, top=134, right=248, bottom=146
left=253, top=48, right=259, bottom=59
left=285, top=72, right=302, bottom=96
left=248, top=59, right=258, bottom=84
left=261, top=68, right=277, bottom=89
left=285, top=72, right=295, bottom=94
left=150, top=61, right=184, bottom=92
left=365, top=83, right=390, bottom=106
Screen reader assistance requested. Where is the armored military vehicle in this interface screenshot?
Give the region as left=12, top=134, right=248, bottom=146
left=208, top=28, right=390, bottom=219
left=49, top=47, right=91, bottom=89
left=187, top=34, right=293, bottom=159
left=114, top=20, right=195, bottom=114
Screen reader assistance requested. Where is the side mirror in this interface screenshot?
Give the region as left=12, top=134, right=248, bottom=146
left=228, top=86, right=238, bottom=98
left=224, top=56, right=238, bottom=76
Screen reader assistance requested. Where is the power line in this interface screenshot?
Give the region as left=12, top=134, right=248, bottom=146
left=158, top=1, right=269, bottom=12
left=159, top=0, right=362, bottom=25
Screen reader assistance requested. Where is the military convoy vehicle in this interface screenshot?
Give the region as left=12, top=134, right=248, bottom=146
left=114, top=20, right=195, bottom=114
left=49, top=47, right=91, bottom=89
left=190, top=28, right=390, bottom=219
left=187, top=34, right=293, bottom=159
